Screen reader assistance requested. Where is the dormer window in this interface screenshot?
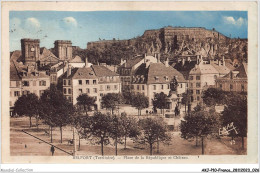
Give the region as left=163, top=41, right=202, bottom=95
left=155, top=76, right=159, bottom=81
left=165, top=76, right=169, bottom=81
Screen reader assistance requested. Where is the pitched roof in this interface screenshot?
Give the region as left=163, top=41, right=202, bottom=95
left=39, top=47, right=59, bottom=62
left=10, top=60, right=21, bottom=81
left=121, top=57, right=143, bottom=68
left=224, top=59, right=236, bottom=71
left=133, top=63, right=186, bottom=84
left=92, top=65, right=119, bottom=77
left=190, top=63, right=219, bottom=75
left=71, top=67, right=97, bottom=79
left=222, top=63, right=247, bottom=79
left=211, top=63, right=230, bottom=75
left=69, top=55, right=84, bottom=63
left=10, top=50, right=22, bottom=62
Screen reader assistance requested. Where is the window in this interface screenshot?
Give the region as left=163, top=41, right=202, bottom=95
left=100, top=93, right=104, bottom=97
left=165, top=76, right=169, bottom=81
left=196, top=90, right=200, bottom=94
left=86, top=88, right=90, bottom=93
left=196, top=83, right=201, bottom=88
left=63, top=80, right=66, bottom=85
left=161, top=85, right=164, bottom=89
left=63, top=88, right=67, bottom=94
left=190, top=83, right=193, bottom=88
left=100, top=85, right=103, bottom=91
left=79, top=80, right=82, bottom=85
left=189, top=76, right=193, bottom=80
left=79, top=89, right=83, bottom=93
left=68, top=88, right=71, bottom=94
left=214, top=75, right=218, bottom=79
left=190, top=90, right=194, bottom=94
left=142, top=85, right=145, bottom=90
left=22, top=90, right=30, bottom=95
left=219, top=84, right=222, bottom=89
left=131, top=85, right=134, bottom=89
left=14, top=91, right=20, bottom=97
left=68, top=80, right=71, bottom=85
left=196, top=76, right=200, bottom=80
left=39, top=80, right=46, bottom=86
left=230, top=84, right=233, bottom=90
left=106, top=85, right=110, bottom=91
left=68, top=96, right=72, bottom=102
left=86, top=80, right=89, bottom=85
left=16, top=81, right=20, bottom=87
left=153, top=85, right=156, bottom=90
left=241, top=84, right=244, bottom=92
left=197, top=96, right=200, bottom=101
left=137, top=85, right=140, bottom=90
left=93, top=80, right=97, bottom=84
left=155, top=76, right=159, bottom=81
left=33, top=81, right=36, bottom=86
left=114, top=85, right=117, bottom=90
left=23, top=81, right=29, bottom=86
left=93, top=88, right=97, bottom=93
left=180, top=84, right=183, bottom=88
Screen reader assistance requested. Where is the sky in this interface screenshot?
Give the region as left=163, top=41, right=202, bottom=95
left=9, top=11, right=248, bottom=51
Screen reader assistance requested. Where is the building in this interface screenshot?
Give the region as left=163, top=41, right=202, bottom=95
left=215, top=63, right=247, bottom=92
left=62, top=61, right=121, bottom=110
left=188, top=56, right=231, bottom=102
left=117, top=53, right=158, bottom=93
left=10, top=60, right=22, bottom=115
left=21, top=39, right=40, bottom=66
left=68, top=55, right=86, bottom=68
left=131, top=58, right=187, bottom=106
left=39, top=47, right=59, bottom=67
left=54, top=40, right=73, bottom=61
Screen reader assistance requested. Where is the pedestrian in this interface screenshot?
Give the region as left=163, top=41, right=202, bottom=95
left=50, top=145, right=55, bottom=156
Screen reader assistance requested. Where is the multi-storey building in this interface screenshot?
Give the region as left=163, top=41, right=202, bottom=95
left=63, top=61, right=121, bottom=110
left=188, top=56, right=230, bottom=102
left=215, top=63, right=247, bottom=92
left=54, top=40, right=73, bottom=61
left=131, top=59, right=187, bottom=106
left=117, top=53, right=158, bottom=93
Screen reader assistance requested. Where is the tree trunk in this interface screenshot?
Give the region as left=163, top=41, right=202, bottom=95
left=29, top=116, right=32, bottom=128
left=36, top=115, right=39, bottom=130
left=184, top=102, right=186, bottom=113
left=241, top=136, right=244, bottom=150
left=101, top=140, right=104, bottom=156
left=196, top=136, right=198, bottom=147
left=60, top=126, right=63, bottom=143
left=50, top=126, right=53, bottom=143
left=78, top=135, right=81, bottom=151
left=115, top=136, right=118, bottom=156
left=150, top=143, right=153, bottom=155
left=201, top=136, right=204, bottom=155
left=124, top=135, right=127, bottom=149
left=112, top=109, right=114, bottom=115
left=157, top=137, right=159, bottom=153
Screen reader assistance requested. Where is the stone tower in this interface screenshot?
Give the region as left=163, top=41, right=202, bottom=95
left=21, top=38, right=40, bottom=66
left=54, top=40, right=72, bottom=61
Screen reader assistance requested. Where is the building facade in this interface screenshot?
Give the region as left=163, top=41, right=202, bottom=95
left=215, top=63, right=247, bottom=92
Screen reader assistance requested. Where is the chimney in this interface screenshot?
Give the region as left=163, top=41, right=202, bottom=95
left=196, top=55, right=200, bottom=65
left=165, top=58, right=169, bottom=67
left=182, top=58, right=185, bottom=66
left=85, top=57, right=89, bottom=67
left=157, top=54, right=160, bottom=63
left=67, top=65, right=71, bottom=77
left=222, top=56, right=225, bottom=66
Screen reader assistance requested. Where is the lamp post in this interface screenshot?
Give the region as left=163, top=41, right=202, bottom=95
left=201, top=135, right=205, bottom=155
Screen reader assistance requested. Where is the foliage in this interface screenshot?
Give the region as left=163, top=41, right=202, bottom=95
left=152, top=92, right=168, bottom=115
left=138, top=118, right=171, bottom=155
left=131, top=93, right=149, bottom=116
left=101, top=93, right=123, bottom=114
left=14, top=93, right=40, bottom=127
left=76, top=94, right=96, bottom=114
left=221, top=94, right=247, bottom=149
left=40, top=85, right=75, bottom=143
left=180, top=106, right=218, bottom=144
left=120, top=112, right=141, bottom=149
left=202, top=88, right=225, bottom=107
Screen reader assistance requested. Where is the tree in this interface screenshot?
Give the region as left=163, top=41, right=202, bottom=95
left=131, top=93, right=149, bottom=116
left=181, top=90, right=191, bottom=113
left=109, top=114, right=124, bottom=155
left=202, top=88, right=225, bottom=107
left=40, top=85, right=75, bottom=143
left=101, top=93, right=123, bottom=114
left=120, top=112, right=140, bottom=149
left=87, top=112, right=112, bottom=156
left=221, top=94, right=247, bottom=149
left=14, top=93, right=40, bottom=128
left=76, top=94, right=96, bottom=115
left=152, top=92, right=168, bottom=116
left=180, top=105, right=218, bottom=154
left=138, top=118, right=171, bottom=155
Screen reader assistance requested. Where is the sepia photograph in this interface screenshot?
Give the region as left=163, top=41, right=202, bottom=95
left=1, top=1, right=258, bottom=168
